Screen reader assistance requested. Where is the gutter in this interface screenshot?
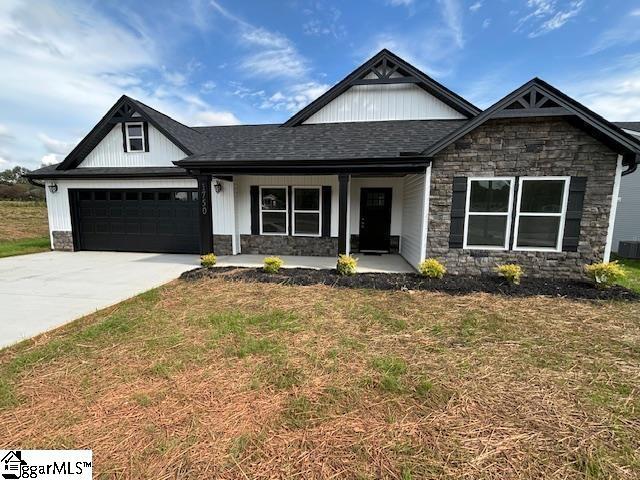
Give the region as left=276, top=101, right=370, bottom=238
left=622, top=153, right=638, bottom=176
left=26, top=177, right=46, bottom=188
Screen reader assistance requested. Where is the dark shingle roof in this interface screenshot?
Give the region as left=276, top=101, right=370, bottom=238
left=127, top=98, right=209, bottom=154
left=614, top=122, right=640, bottom=134
left=27, top=165, right=189, bottom=179
left=181, top=120, right=467, bottom=164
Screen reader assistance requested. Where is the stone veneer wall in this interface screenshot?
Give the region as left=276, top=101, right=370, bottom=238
left=52, top=231, right=73, bottom=251
left=427, top=117, right=618, bottom=279
left=240, top=235, right=338, bottom=256
left=213, top=235, right=233, bottom=255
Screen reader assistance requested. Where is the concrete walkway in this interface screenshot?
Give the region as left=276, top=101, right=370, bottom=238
left=215, top=253, right=415, bottom=273
left=0, top=251, right=198, bottom=349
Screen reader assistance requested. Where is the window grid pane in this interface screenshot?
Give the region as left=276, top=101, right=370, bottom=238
left=469, top=180, right=511, bottom=213
left=466, top=214, right=508, bottom=247
left=515, top=178, right=567, bottom=250
left=520, top=180, right=565, bottom=213
left=294, top=212, right=320, bottom=235
left=516, top=216, right=561, bottom=248
left=261, top=188, right=287, bottom=211
left=294, top=188, right=320, bottom=211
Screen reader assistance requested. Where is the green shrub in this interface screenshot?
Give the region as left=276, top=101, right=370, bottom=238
left=263, top=256, right=283, bottom=274
left=336, top=254, right=358, bottom=276
left=495, top=264, right=523, bottom=285
left=200, top=253, right=217, bottom=268
left=418, top=258, right=446, bottom=279
left=584, top=261, right=626, bottom=288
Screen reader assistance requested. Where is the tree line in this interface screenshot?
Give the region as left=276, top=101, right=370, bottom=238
left=0, top=166, right=45, bottom=201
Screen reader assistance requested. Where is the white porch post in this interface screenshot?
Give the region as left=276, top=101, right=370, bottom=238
left=604, top=154, right=623, bottom=262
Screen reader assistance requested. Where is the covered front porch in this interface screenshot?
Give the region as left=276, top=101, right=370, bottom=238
left=183, top=157, right=433, bottom=271
left=214, top=253, right=414, bottom=273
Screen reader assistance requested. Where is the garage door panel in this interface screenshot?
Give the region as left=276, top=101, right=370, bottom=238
left=73, top=188, right=199, bottom=254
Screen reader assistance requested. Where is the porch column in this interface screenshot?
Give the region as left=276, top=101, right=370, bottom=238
left=197, top=174, right=213, bottom=255
left=338, top=173, right=350, bottom=255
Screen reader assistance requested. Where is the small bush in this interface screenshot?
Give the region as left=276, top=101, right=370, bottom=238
left=585, top=261, right=626, bottom=288
left=418, top=258, right=446, bottom=279
left=495, top=264, right=523, bottom=285
left=200, top=253, right=217, bottom=268
left=336, top=254, right=357, bottom=276
left=263, top=256, right=283, bottom=274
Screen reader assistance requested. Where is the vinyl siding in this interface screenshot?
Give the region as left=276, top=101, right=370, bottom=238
left=400, top=173, right=428, bottom=268
left=612, top=172, right=640, bottom=250
left=78, top=124, right=187, bottom=168
left=303, top=83, right=467, bottom=124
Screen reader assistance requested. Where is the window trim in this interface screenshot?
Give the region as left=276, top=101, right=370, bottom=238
left=259, top=186, right=288, bottom=236
left=512, top=176, right=570, bottom=252
left=463, top=176, right=515, bottom=251
left=292, top=186, right=322, bottom=237
left=125, top=122, right=145, bottom=153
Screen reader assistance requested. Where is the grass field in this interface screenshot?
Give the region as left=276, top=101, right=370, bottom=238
left=0, top=277, right=638, bottom=478
left=616, top=258, right=640, bottom=294
left=0, top=200, right=49, bottom=257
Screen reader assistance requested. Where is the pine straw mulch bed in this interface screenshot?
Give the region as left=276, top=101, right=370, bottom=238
left=0, top=278, right=638, bottom=479
left=181, top=266, right=639, bottom=301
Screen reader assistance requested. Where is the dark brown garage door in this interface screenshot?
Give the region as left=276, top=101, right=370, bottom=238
left=71, top=189, right=200, bottom=254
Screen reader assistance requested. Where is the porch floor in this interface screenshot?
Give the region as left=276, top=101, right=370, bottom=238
left=215, top=254, right=415, bottom=274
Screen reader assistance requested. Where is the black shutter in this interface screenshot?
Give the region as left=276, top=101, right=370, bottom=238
left=143, top=122, right=150, bottom=152
left=288, top=186, right=293, bottom=235
left=449, top=177, right=467, bottom=248
left=121, top=123, right=128, bottom=152
left=562, top=177, right=587, bottom=252
left=250, top=186, right=260, bottom=234
left=322, top=186, right=331, bottom=237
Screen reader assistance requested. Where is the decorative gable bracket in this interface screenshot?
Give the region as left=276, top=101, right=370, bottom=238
left=108, top=101, right=143, bottom=124
left=351, top=56, right=421, bottom=86
left=493, top=86, right=569, bottom=118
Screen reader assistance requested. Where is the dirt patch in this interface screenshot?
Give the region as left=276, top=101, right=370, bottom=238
left=181, top=267, right=639, bottom=301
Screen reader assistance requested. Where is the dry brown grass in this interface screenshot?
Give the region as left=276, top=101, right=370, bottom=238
left=0, top=277, right=638, bottom=479
left=0, top=200, right=49, bottom=241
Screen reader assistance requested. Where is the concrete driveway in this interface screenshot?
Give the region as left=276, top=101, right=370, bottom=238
left=0, top=251, right=198, bottom=348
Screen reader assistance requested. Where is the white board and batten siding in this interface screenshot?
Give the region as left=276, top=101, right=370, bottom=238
left=78, top=124, right=186, bottom=168
left=399, top=170, right=430, bottom=268
left=612, top=129, right=640, bottom=252
left=303, top=84, right=466, bottom=124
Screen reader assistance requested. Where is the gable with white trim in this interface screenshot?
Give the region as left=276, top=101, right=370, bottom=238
left=78, top=123, right=186, bottom=168
left=303, top=80, right=467, bottom=124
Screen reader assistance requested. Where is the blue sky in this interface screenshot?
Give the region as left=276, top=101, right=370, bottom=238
left=0, top=0, right=639, bottom=169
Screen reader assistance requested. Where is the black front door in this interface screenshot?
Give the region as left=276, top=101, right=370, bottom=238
left=359, top=188, right=392, bottom=252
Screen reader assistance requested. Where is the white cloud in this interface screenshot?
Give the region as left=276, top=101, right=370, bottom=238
left=0, top=124, right=12, bottom=139
left=0, top=0, right=241, bottom=168
left=469, top=2, right=482, bottom=12
left=516, top=0, right=584, bottom=37
left=587, top=8, right=640, bottom=55
left=387, top=0, right=414, bottom=6
left=564, top=55, right=640, bottom=121
left=302, top=5, right=345, bottom=38
left=200, top=80, right=216, bottom=92
left=191, top=110, right=240, bottom=126
left=210, top=0, right=308, bottom=79
left=41, top=153, right=61, bottom=166
left=259, top=82, right=330, bottom=111
left=38, top=133, right=76, bottom=155
left=438, top=0, right=464, bottom=48
left=482, top=18, right=491, bottom=29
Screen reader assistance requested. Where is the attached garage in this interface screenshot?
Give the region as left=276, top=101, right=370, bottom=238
left=70, top=188, right=200, bottom=254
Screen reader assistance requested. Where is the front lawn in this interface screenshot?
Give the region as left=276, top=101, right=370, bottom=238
left=0, top=201, right=49, bottom=257
left=0, top=278, right=638, bottom=478
left=617, top=257, right=640, bottom=294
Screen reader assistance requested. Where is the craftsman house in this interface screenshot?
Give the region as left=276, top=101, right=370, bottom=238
left=26, top=49, right=640, bottom=278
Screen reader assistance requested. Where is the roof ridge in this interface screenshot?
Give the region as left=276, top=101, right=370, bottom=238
left=125, top=96, right=203, bottom=135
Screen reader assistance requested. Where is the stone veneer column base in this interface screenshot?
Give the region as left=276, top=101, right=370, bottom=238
left=51, top=231, right=73, bottom=251
left=213, top=235, right=233, bottom=255
left=240, top=235, right=338, bottom=256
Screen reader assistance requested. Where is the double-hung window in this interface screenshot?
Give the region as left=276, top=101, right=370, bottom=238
left=513, top=177, right=569, bottom=251
left=125, top=122, right=145, bottom=152
left=260, top=187, right=288, bottom=235
left=293, top=187, right=321, bottom=236
left=463, top=177, right=514, bottom=249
